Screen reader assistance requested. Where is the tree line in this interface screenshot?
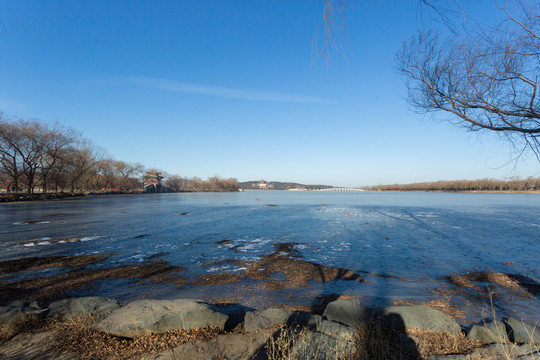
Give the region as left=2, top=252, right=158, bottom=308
left=165, top=175, right=239, bottom=192
left=0, top=115, right=238, bottom=194
left=369, top=178, right=540, bottom=192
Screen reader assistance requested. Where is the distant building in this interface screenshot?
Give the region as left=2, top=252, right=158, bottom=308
left=144, top=171, right=164, bottom=193
left=258, top=180, right=267, bottom=189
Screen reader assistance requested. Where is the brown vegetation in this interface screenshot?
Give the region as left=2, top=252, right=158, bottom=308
left=202, top=243, right=365, bottom=290
left=165, top=175, right=239, bottom=192
left=447, top=271, right=540, bottom=298
left=0, top=255, right=107, bottom=275
left=405, top=328, right=484, bottom=359
left=0, top=312, right=43, bottom=345
left=348, top=315, right=415, bottom=360
left=243, top=248, right=364, bottom=288
left=56, top=316, right=222, bottom=360
left=0, top=115, right=239, bottom=195
left=0, top=257, right=186, bottom=304
left=370, top=177, right=540, bottom=192
left=1, top=313, right=222, bottom=360
left=192, top=273, right=243, bottom=286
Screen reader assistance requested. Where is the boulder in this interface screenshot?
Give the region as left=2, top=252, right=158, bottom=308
left=96, top=299, right=228, bottom=338
left=317, top=320, right=356, bottom=342
left=466, top=320, right=509, bottom=343
left=0, top=300, right=43, bottom=323
left=47, top=297, right=120, bottom=321
left=143, top=331, right=271, bottom=360
left=244, top=308, right=295, bottom=331
left=323, top=299, right=371, bottom=327
left=504, top=318, right=540, bottom=344
left=382, top=305, right=462, bottom=335
left=482, top=343, right=540, bottom=359
left=6, top=300, right=40, bottom=311
left=290, top=330, right=354, bottom=360
left=302, top=313, right=323, bottom=328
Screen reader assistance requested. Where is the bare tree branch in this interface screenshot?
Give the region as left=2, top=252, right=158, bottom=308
left=397, top=0, right=540, bottom=159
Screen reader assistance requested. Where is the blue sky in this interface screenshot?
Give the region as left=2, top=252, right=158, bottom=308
left=0, top=0, right=538, bottom=187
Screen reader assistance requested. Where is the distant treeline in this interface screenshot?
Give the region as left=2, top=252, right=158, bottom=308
left=165, top=176, right=239, bottom=192
left=240, top=181, right=333, bottom=190
left=0, top=115, right=238, bottom=194
left=369, top=178, right=540, bottom=192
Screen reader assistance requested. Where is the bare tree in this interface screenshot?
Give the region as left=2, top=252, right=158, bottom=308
left=0, top=119, right=46, bottom=193
left=163, top=175, right=182, bottom=192
left=65, top=140, right=103, bottom=192
left=114, top=160, right=144, bottom=190
left=0, top=115, right=23, bottom=191
left=38, top=123, right=74, bottom=193
left=312, top=0, right=352, bottom=66
left=397, top=1, right=540, bottom=159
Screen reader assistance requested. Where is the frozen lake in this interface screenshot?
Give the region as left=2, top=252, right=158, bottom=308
left=1, top=191, right=539, bottom=323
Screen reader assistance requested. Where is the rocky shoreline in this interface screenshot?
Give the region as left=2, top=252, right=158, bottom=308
left=1, top=297, right=538, bottom=359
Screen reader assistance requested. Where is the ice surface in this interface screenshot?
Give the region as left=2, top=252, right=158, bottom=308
left=1, top=191, right=539, bottom=322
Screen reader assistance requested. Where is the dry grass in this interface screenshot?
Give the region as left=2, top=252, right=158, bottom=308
left=0, top=259, right=187, bottom=304
left=243, top=244, right=365, bottom=288
left=407, top=328, right=483, bottom=358
left=0, top=254, right=107, bottom=274
left=53, top=316, right=222, bottom=360
left=480, top=295, right=540, bottom=360
left=1, top=313, right=223, bottom=360
left=0, top=312, right=45, bottom=344
left=348, top=316, right=407, bottom=360
left=192, top=272, right=243, bottom=286
left=350, top=317, right=486, bottom=360
left=266, top=325, right=308, bottom=360
left=197, top=243, right=365, bottom=291
left=447, top=271, right=540, bottom=298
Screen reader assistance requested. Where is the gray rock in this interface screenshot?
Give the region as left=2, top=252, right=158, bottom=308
left=304, top=314, right=323, bottom=328
left=143, top=331, right=271, bottom=360
left=0, top=300, right=43, bottom=323
left=317, top=320, right=356, bottom=342
left=0, top=308, right=23, bottom=323
left=382, top=305, right=462, bottom=335
left=96, top=299, right=228, bottom=338
left=323, top=299, right=371, bottom=327
left=504, top=317, right=540, bottom=344
left=244, top=308, right=295, bottom=331
left=467, top=320, right=509, bottom=343
left=290, top=331, right=355, bottom=360
left=47, top=297, right=120, bottom=321
left=482, top=343, right=540, bottom=359
left=8, top=300, right=40, bottom=311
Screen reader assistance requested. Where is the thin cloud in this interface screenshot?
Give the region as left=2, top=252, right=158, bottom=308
left=122, top=76, right=334, bottom=104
